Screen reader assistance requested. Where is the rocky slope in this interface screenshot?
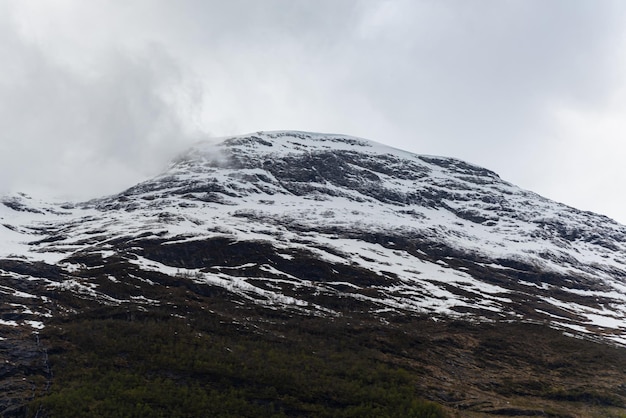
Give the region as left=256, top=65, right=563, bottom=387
left=1, top=131, right=626, bottom=416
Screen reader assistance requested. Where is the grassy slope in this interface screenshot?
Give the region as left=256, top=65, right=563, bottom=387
left=27, top=307, right=445, bottom=418
left=25, top=291, right=626, bottom=418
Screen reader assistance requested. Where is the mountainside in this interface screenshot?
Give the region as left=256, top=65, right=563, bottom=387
left=1, top=131, right=626, bottom=417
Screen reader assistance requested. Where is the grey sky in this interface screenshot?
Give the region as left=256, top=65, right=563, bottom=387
left=2, top=1, right=626, bottom=222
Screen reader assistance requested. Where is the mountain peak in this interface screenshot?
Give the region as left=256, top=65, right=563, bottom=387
left=174, top=131, right=380, bottom=166
left=3, top=131, right=626, bottom=344
left=20, top=131, right=612, bottom=348
left=221, top=130, right=374, bottom=150
left=2, top=130, right=626, bottom=415
left=168, top=130, right=500, bottom=194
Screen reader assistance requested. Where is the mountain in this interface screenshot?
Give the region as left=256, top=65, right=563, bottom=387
left=1, top=131, right=626, bottom=417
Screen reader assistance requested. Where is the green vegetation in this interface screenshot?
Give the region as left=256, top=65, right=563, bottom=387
left=21, top=281, right=626, bottom=417
left=28, top=308, right=446, bottom=417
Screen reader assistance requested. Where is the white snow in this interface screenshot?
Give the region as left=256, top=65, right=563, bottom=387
left=2, top=131, right=626, bottom=345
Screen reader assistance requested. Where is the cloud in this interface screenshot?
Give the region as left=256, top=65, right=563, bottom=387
left=534, top=78, right=626, bottom=219
left=0, top=5, right=202, bottom=199
left=339, top=1, right=624, bottom=141
left=1, top=1, right=626, bottom=221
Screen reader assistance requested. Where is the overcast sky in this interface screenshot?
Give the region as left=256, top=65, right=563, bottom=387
left=2, top=1, right=626, bottom=223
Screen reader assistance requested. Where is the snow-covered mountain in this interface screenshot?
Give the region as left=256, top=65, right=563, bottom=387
left=2, top=130, right=626, bottom=348
left=5, top=130, right=626, bottom=416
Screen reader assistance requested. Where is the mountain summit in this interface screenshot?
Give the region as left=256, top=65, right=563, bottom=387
left=2, top=131, right=626, bottom=416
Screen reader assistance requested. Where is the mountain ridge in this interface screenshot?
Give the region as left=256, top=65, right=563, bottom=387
left=1, top=130, right=626, bottom=416
left=2, top=130, right=626, bottom=344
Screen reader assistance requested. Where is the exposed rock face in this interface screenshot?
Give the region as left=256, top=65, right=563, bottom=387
left=1, top=131, right=626, bottom=414
left=3, top=130, right=626, bottom=339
